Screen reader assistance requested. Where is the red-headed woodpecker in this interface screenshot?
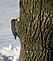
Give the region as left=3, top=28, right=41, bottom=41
left=11, top=18, right=17, bottom=39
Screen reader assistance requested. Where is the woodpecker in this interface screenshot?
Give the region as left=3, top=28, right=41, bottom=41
left=11, top=18, right=17, bottom=39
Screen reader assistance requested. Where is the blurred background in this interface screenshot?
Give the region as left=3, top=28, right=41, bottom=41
left=0, top=0, right=20, bottom=47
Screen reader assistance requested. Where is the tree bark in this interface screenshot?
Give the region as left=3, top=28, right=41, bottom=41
left=16, top=0, right=53, bottom=61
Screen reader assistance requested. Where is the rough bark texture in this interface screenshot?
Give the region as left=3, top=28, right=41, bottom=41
left=16, top=0, right=53, bottom=61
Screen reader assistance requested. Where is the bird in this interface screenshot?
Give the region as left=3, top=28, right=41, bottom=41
left=11, top=18, right=17, bottom=39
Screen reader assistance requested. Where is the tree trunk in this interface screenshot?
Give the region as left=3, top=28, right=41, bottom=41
left=16, top=0, right=53, bottom=61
